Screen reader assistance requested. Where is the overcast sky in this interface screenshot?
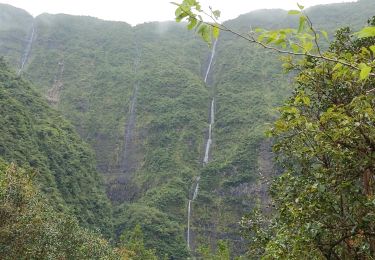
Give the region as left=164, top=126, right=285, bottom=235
left=0, top=0, right=355, bottom=25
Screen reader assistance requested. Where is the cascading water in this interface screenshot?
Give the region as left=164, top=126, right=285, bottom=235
left=203, top=98, right=215, bottom=164
left=192, top=176, right=200, bottom=200
left=18, top=23, right=35, bottom=75
left=120, top=40, right=141, bottom=174
left=187, top=200, right=192, bottom=248
left=187, top=40, right=217, bottom=250
left=204, top=40, right=217, bottom=83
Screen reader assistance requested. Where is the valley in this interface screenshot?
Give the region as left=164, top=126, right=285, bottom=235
left=0, top=0, right=374, bottom=258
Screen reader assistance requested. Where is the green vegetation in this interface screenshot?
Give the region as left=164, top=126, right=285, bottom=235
left=175, top=0, right=375, bottom=258
left=0, top=58, right=112, bottom=235
left=0, top=0, right=374, bottom=258
left=0, top=161, right=117, bottom=259
left=245, top=19, right=375, bottom=259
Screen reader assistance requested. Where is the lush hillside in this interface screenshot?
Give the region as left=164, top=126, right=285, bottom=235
left=0, top=58, right=112, bottom=236
left=0, top=0, right=374, bottom=258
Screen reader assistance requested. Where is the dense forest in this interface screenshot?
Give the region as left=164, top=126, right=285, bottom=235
left=0, top=0, right=374, bottom=258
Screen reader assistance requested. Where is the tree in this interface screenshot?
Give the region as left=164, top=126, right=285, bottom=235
left=174, top=1, right=375, bottom=258
left=119, top=224, right=158, bottom=260
left=0, top=161, right=118, bottom=259
left=197, top=240, right=231, bottom=260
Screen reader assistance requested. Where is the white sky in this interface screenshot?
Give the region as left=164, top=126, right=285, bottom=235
left=0, top=0, right=356, bottom=25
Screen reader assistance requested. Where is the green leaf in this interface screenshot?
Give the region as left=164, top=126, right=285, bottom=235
left=213, top=10, right=221, bottom=19
left=359, top=63, right=372, bottom=80
left=321, top=30, right=329, bottom=41
left=298, top=16, right=306, bottom=33
left=297, top=3, right=305, bottom=10
left=290, top=43, right=300, bottom=53
left=275, top=38, right=286, bottom=45
left=356, top=26, right=375, bottom=38
left=303, top=41, right=313, bottom=52
left=187, top=17, right=197, bottom=30
left=369, top=45, right=375, bottom=53
left=288, top=10, right=301, bottom=15
left=212, top=24, right=220, bottom=39
left=302, top=96, right=310, bottom=106
left=332, top=62, right=342, bottom=72
left=198, top=24, right=210, bottom=43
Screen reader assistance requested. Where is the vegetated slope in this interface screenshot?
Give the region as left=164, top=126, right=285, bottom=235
left=0, top=9, right=209, bottom=257
left=113, top=22, right=209, bottom=258
left=0, top=0, right=374, bottom=257
left=0, top=59, right=112, bottom=236
left=27, top=13, right=136, bottom=175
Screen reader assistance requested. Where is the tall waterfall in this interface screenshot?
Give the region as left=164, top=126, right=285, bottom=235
left=120, top=40, right=141, bottom=173
left=18, top=23, right=35, bottom=75
left=187, top=40, right=217, bottom=250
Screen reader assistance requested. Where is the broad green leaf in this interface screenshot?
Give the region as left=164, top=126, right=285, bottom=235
left=288, top=10, right=301, bottom=15
left=187, top=17, right=197, bottom=30
left=369, top=45, right=375, bottom=53
left=298, top=16, right=306, bottom=33
left=332, top=62, right=342, bottom=72
left=321, top=30, right=329, bottom=41
left=175, top=6, right=182, bottom=16
left=275, top=38, right=286, bottom=45
left=359, top=63, right=372, bottom=80
left=212, top=24, right=220, bottom=39
left=290, top=43, right=300, bottom=52
left=198, top=24, right=210, bottom=43
left=303, top=41, right=313, bottom=52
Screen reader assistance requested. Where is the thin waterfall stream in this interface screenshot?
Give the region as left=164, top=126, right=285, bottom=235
left=120, top=39, right=141, bottom=174
left=18, top=23, right=35, bottom=75
left=187, top=40, right=217, bottom=250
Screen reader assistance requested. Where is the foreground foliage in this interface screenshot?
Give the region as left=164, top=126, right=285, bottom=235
left=242, top=19, right=375, bottom=260
left=0, top=161, right=118, bottom=259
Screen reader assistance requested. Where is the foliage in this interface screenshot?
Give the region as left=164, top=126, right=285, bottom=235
left=114, top=203, right=189, bottom=259
left=0, top=161, right=119, bottom=259
left=0, top=58, right=112, bottom=236
left=241, top=19, right=375, bottom=259
left=120, top=224, right=158, bottom=260
left=197, top=240, right=231, bottom=260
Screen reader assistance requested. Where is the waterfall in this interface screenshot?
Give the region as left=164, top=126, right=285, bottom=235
left=187, top=200, right=192, bottom=249
left=18, top=23, right=35, bottom=75
left=187, top=40, right=217, bottom=250
left=120, top=39, right=141, bottom=173
left=204, top=40, right=217, bottom=83
left=203, top=98, right=214, bottom=164
left=192, top=177, right=200, bottom=200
